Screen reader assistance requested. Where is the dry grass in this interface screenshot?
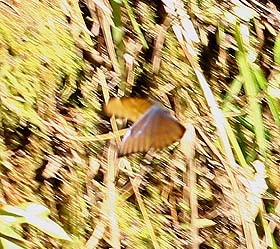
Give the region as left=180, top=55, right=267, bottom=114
left=0, top=0, right=280, bottom=248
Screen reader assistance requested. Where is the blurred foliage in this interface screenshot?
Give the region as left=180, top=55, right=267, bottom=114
left=0, top=0, right=280, bottom=248
left=0, top=203, right=71, bottom=248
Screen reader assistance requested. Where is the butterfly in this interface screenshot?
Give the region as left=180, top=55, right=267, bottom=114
left=104, top=97, right=186, bottom=156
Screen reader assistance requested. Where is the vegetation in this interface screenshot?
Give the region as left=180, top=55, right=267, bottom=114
left=0, top=0, right=280, bottom=248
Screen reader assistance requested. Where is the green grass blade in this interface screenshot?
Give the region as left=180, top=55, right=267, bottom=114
left=122, top=0, right=148, bottom=49
left=235, top=24, right=267, bottom=157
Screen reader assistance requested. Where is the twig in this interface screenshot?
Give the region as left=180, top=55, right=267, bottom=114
left=151, top=16, right=172, bottom=75
left=98, top=68, right=121, bottom=249
left=163, top=0, right=250, bottom=247
left=97, top=5, right=121, bottom=75
left=106, top=143, right=121, bottom=249
left=0, top=0, right=20, bottom=16
left=86, top=221, right=106, bottom=248
left=125, top=162, right=161, bottom=249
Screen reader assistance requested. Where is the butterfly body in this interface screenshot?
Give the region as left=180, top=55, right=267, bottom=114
left=104, top=97, right=185, bottom=156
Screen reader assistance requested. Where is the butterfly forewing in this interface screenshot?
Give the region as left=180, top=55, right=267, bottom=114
left=104, top=97, right=153, bottom=122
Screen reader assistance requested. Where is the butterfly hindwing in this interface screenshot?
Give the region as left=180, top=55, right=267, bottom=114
left=118, top=104, right=186, bottom=156
left=119, top=106, right=155, bottom=156
left=154, top=109, right=186, bottom=148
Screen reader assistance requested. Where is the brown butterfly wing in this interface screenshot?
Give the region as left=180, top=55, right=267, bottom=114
left=152, top=108, right=186, bottom=149
left=104, top=97, right=153, bottom=122
left=118, top=106, right=155, bottom=156
left=118, top=104, right=186, bottom=156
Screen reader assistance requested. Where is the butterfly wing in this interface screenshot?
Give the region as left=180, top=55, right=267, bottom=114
left=118, top=104, right=186, bottom=156
left=104, top=97, right=153, bottom=122
left=152, top=107, right=186, bottom=149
